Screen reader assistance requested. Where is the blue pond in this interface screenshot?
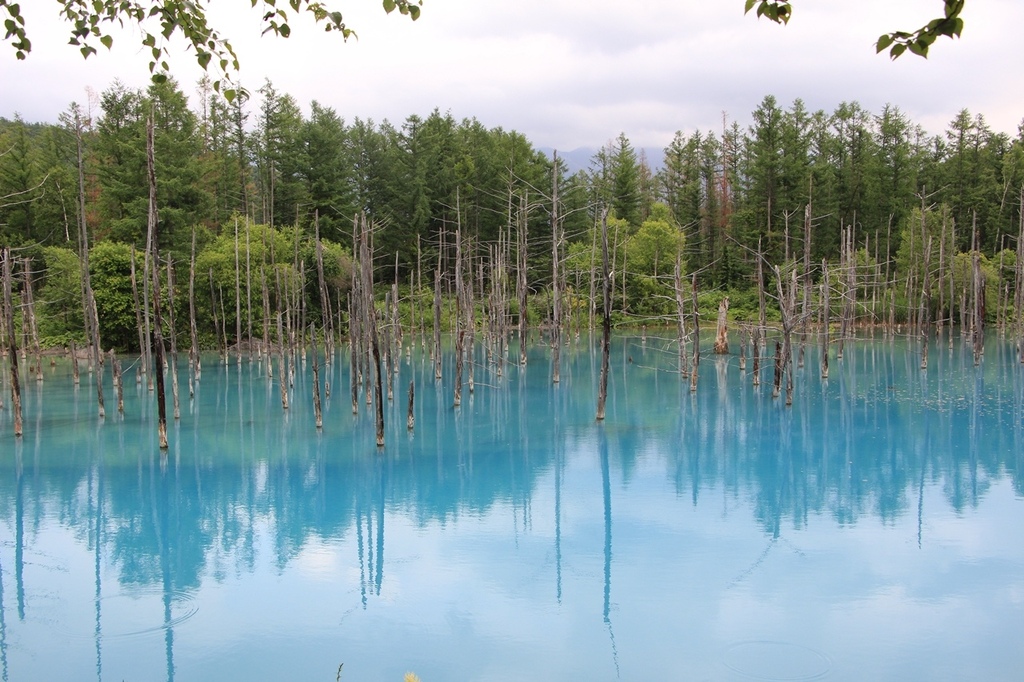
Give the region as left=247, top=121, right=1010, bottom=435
left=0, top=333, right=1022, bottom=681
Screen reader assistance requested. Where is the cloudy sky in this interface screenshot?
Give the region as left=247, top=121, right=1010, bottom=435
left=2, top=0, right=1022, bottom=150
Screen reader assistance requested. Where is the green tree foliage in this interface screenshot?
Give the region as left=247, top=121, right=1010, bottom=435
left=88, top=241, right=137, bottom=350
left=37, top=245, right=84, bottom=345
left=93, top=78, right=206, bottom=249
left=0, top=115, right=43, bottom=244
left=5, top=83, right=1024, bottom=339
left=624, top=205, right=686, bottom=317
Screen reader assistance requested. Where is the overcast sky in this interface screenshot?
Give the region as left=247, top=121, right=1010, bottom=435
left=2, top=0, right=1022, bottom=151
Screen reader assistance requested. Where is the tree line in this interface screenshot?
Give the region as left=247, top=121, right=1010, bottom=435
left=1, top=78, right=1023, bottom=351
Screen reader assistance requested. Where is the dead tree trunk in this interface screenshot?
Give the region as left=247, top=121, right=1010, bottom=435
left=674, top=257, right=688, bottom=379
left=753, top=239, right=766, bottom=387
left=146, top=117, right=168, bottom=450
left=454, top=218, right=464, bottom=407
left=774, top=267, right=797, bottom=405
left=208, top=270, right=223, bottom=365
left=799, top=200, right=812, bottom=367
left=74, top=108, right=105, bottom=417
left=919, top=236, right=932, bottom=371
left=551, top=151, right=562, bottom=384
left=314, top=212, right=331, bottom=358
left=349, top=294, right=359, bottom=415
left=690, top=274, right=700, bottom=394
left=972, top=211, right=984, bottom=365
left=71, top=339, right=80, bottom=385
left=20, top=258, right=42, bottom=381
left=407, top=379, right=415, bottom=430
left=311, top=323, right=322, bottom=429
left=1, top=247, right=22, bottom=437
left=1015, top=186, right=1024, bottom=364
left=517, top=192, right=529, bottom=367
left=360, top=215, right=385, bottom=448
left=188, top=226, right=201, bottom=392
left=130, top=246, right=147, bottom=384
left=433, top=266, right=443, bottom=381
left=597, top=208, right=611, bottom=421
left=166, top=256, right=181, bottom=420
left=713, top=297, right=729, bottom=354
left=383, top=295, right=394, bottom=402
left=110, top=349, right=124, bottom=415
left=234, top=216, right=243, bottom=365
left=821, top=260, right=830, bottom=379
left=276, top=309, right=289, bottom=410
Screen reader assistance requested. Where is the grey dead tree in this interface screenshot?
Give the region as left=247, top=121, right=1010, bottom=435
left=145, top=116, right=168, bottom=450
left=596, top=208, right=611, bottom=421
left=1, top=247, right=22, bottom=437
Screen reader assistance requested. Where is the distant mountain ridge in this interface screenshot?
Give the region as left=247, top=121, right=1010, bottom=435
left=538, top=146, right=666, bottom=176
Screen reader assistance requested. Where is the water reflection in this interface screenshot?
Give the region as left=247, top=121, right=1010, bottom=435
left=0, top=334, right=1021, bottom=680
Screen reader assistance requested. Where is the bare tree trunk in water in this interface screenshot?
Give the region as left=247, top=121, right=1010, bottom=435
left=674, top=257, right=688, bottom=379
left=1015, top=186, right=1024, bottom=363
left=596, top=209, right=611, bottom=421
left=821, top=260, right=830, bottom=380
left=407, top=380, right=415, bottom=430
left=690, top=274, right=700, bottom=394
left=713, top=297, right=729, bottom=354
left=130, top=247, right=147, bottom=384
left=75, top=109, right=105, bottom=416
left=146, top=117, right=168, bottom=450
left=1, top=247, right=22, bottom=437
left=972, top=212, right=984, bottom=365
left=311, top=323, right=322, bottom=429
left=518, top=192, right=529, bottom=366
left=433, top=267, right=442, bottom=381
left=551, top=151, right=562, bottom=384
left=189, top=226, right=201, bottom=391
left=166, top=256, right=181, bottom=420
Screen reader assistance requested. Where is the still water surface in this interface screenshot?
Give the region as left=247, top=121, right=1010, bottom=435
left=1, top=334, right=1022, bottom=681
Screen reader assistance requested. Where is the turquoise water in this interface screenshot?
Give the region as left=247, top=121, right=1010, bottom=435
left=1, top=333, right=1022, bottom=681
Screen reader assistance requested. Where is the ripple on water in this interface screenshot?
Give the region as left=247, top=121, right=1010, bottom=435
left=723, top=640, right=831, bottom=681
left=53, top=588, right=199, bottom=641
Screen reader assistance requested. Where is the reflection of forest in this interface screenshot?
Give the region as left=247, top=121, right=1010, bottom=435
left=0, top=334, right=1020, bottom=602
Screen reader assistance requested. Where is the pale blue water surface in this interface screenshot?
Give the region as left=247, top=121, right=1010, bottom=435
left=1, top=333, right=1022, bottom=681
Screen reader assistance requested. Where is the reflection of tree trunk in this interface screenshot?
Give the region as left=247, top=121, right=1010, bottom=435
left=154, top=458, right=176, bottom=682
left=15, top=462, right=25, bottom=620
left=375, top=464, right=386, bottom=596
left=554, top=421, right=563, bottom=604
left=0, top=534, right=9, bottom=681
left=600, top=429, right=619, bottom=677
left=92, top=444, right=104, bottom=682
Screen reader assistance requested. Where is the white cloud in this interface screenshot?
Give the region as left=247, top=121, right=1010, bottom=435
left=1, top=0, right=1021, bottom=149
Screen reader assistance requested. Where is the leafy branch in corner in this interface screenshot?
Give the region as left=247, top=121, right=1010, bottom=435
left=0, top=1, right=423, bottom=102
left=744, top=0, right=966, bottom=59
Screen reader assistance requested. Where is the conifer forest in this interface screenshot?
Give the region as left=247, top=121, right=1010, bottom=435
left=2, top=79, right=1024, bottom=441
